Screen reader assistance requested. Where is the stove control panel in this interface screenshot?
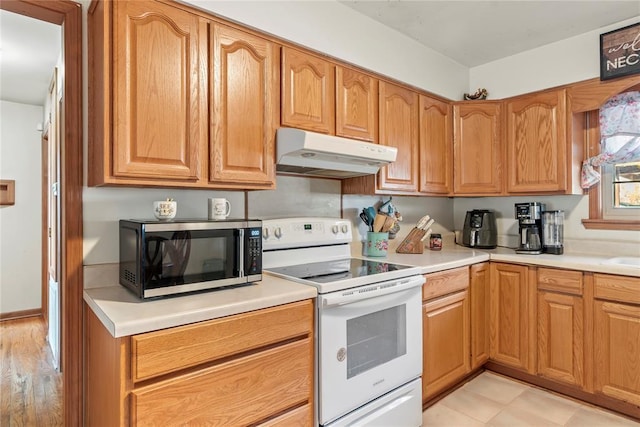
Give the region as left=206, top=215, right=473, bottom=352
left=262, top=217, right=352, bottom=250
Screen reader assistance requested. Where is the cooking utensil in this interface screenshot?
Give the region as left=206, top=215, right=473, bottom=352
left=420, top=219, right=434, bottom=231
left=381, top=215, right=395, bottom=232
left=373, top=214, right=386, bottom=232
left=359, top=211, right=371, bottom=230
left=366, top=207, right=376, bottom=225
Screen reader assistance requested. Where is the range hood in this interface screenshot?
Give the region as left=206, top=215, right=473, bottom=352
left=275, top=128, right=397, bottom=178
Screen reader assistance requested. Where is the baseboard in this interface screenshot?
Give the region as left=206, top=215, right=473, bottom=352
left=0, top=308, right=42, bottom=322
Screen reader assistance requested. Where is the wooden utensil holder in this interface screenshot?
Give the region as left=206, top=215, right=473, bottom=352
left=395, top=227, right=426, bottom=254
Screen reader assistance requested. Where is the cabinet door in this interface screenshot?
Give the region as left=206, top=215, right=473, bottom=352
left=113, top=1, right=205, bottom=181
left=537, top=291, right=584, bottom=387
left=378, top=82, right=419, bottom=192
left=489, top=263, right=530, bottom=370
left=419, top=96, right=453, bottom=195
left=335, top=66, right=378, bottom=142
left=210, top=24, right=278, bottom=187
left=423, top=291, right=470, bottom=402
left=281, top=47, right=335, bottom=133
left=506, top=89, right=567, bottom=193
left=470, top=263, right=490, bottom=370
left=453, top=102, right=503, bottom=194
left=594, top=300, right=640, bottom=406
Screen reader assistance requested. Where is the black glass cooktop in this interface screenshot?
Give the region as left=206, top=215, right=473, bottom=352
left=266, top=258, right=412, bottom=284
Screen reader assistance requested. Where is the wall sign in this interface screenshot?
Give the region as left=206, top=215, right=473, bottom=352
left=600, top=22, right=640, bottom=81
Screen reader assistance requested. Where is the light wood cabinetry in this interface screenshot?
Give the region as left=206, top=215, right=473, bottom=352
left=489, top=262, right=534, bottom=372
left=209, top=24, right=278, bottom=187
left=506, top=89, right=568, bottom=193
left=89, top=0, right=207, bottom=186
left=422, top=267, right=471, bottom=402
left=85, top=300, right=315, bottom=426
left=281, top=47, right=335, bottom=134
left=88, top=0, right=277, bottom=189
left=453, top=101, right=503, bottom=195
left=593, top=274, right=640, bottom=406
left=470, top=263, right=490, bottom=370
left=536, top=268, right=584, bottom=388
left=378, top=81, right=420, bottom=192
left=335, top=66, right=378, bottom=142
left=419, top=96, right=453, bottom=195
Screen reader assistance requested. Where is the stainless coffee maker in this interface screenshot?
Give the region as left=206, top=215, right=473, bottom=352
left=515, top=202, right=545, bottom=254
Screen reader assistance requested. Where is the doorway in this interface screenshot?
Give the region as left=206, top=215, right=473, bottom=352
left=0, top=1, right=83, bottom=425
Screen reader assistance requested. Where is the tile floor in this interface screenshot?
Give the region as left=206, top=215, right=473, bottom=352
left=422, top=371, right=640, bottom=427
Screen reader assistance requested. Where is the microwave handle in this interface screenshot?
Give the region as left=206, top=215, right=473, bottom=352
left=237, top=229, right=245, bottom=277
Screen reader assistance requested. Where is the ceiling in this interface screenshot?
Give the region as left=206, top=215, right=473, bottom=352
left=339, top=1, right=640, bottom=67
left=0, top=10, right=61, bottom=106
left=1, top=2, right=639, bottom=106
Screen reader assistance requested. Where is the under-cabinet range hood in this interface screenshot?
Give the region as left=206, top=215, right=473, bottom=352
left=275, top=128, right=397, bottom=178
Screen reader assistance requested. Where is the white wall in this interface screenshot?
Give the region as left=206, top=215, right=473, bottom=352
left=185, top=0, right=469, bottom=100
left=0, top=101, right=43, bottom=313
left=470, top=17, right=640, bottom=99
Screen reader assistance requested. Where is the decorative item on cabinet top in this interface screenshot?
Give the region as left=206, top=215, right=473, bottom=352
left=463, top=88, right=489, bottom=100
left=275, top=128, right=397, bottom=179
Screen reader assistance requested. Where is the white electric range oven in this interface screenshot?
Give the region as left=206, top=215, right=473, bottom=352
left=263, top=217, right=424, bottom=427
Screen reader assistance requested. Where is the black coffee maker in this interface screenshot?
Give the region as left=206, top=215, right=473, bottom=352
left=515, top=202, right=545, bottom=254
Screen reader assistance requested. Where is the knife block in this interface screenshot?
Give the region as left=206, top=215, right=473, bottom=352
left=395, top=227, right=426, bottom=254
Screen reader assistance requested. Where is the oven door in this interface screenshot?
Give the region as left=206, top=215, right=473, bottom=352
left=317, top=275, right=424, bottom=425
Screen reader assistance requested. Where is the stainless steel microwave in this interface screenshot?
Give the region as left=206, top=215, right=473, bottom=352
left=119, top=219, right=262, bottom=299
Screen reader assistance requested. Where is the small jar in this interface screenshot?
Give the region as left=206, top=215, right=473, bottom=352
left=429, top=233, right=442, bottom=251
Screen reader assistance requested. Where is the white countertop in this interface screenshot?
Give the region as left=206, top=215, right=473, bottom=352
left=84, top=275, right=317, bottom=338
left=85, top=240, right=637, bottom=338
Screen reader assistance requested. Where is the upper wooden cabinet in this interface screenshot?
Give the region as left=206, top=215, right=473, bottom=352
left=281, top=47, right=335, bottom=134
left=210, top=24, right=278, bottom=188
left=89, top=0, right=208, bottom=186
left=506, top=89, right=567, bottom=193
left=335, top=66, right=378, bottom=142
left=419, top=96, right=453, bottom=195
left=378, top=81, right=419, bottom=192
left=453, top=101, right=503, bottom=195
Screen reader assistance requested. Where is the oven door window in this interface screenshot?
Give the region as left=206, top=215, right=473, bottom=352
left=347, top=305, right=406, bottom=379
left=142, top=229, right=237, bottom=289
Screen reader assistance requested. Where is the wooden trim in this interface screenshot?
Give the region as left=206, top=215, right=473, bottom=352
left=41, top=132, right=49, bottom=327
left=582, top=219, right=640, bottom=230
left=0, top=2, right=84, bottom=426
left=0, top=308, right=42, bottom=322
left=568, top=75, right=640, bottom=113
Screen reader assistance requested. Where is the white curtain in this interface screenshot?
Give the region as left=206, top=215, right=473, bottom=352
left=581, top=91, right=640, bottom=189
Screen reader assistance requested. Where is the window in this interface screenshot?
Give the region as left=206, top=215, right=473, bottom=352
left=602, top=161, right=640, bottom=220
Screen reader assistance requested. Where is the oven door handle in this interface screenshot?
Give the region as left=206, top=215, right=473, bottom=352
left=320, top=275, right=425, bottom=308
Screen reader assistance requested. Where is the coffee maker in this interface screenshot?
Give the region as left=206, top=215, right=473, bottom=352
left=515, top=202, right=545, bottom=254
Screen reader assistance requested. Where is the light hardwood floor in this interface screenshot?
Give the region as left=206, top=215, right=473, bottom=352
left=0, top=316, right=62, bottom=426
left=423, top=372, right=640, bottom=427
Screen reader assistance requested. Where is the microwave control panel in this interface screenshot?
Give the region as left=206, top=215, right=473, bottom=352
left=245, top=227, right=262, bottom=275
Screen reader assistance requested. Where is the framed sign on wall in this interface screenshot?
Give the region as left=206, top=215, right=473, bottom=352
left=600, top=22, right=640, bottom=81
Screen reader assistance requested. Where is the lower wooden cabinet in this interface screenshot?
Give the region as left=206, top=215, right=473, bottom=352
left=85, top=300, right=315, bottom=426
left=593, top=274, right=640, bottom=407
left=536, top=267, right=584, bottom=388
left=422, top=267, right=471, bottom=402
left=470, top=263, right=490, bottom=370
left=489, top=262, right=533, bottom=372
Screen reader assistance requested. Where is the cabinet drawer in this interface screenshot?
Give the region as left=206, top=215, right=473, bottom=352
left=423, top=267, right=469, bottom=301
left=537, top=268, right=583, bottom=295
left=131, top=300, right=313, bottom=382
left=258, top=404, right=312, bottom=426
left=130, top=338, right=312, bottom=426
left=594, top=274, right=640, bottom=304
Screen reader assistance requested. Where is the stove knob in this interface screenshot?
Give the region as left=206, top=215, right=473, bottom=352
left=274, top=227, right=283, bottom=239
left=263, top=228, right=270, bottom=239
left=341, top=224, right=349, bottom=234
left=331, top=225, right=339, bottom=234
